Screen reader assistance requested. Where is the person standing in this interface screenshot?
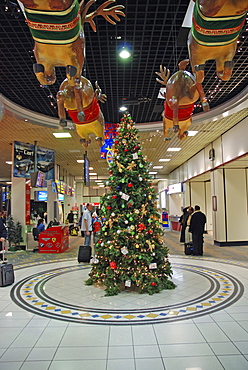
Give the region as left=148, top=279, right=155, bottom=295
left=0, top=217, right=7, bottom=261
left=67, top=210, right=74, bottom=224
left=179, top=206, right=190, bottom=243
left=37, top=218, right=45, bottom=233
left=81, top=203, right=93, bottom=246
left=189, top=205, right=206, bottom=256
left=184, top=206, right=194, bottom=249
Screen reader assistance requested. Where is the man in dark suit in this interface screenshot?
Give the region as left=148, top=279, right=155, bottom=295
left=189, top=205, right=206, bottom=256
left=0, top=218, right=7, bottom=261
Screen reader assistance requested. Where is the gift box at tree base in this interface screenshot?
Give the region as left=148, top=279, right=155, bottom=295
left=86, top=114, right=176, bottom=296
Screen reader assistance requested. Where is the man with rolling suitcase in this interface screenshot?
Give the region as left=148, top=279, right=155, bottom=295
left=0, top=217, right=15, bottom=286
left=0, top=217, right=7, bottom=262
left=78, top=204, right=93, bottom=263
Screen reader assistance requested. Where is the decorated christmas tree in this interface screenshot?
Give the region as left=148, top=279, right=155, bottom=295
left=86, top=114, right=176, bottom=296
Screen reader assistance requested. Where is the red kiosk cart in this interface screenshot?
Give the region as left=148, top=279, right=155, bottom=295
left=38, top=225, right=69, bottom=253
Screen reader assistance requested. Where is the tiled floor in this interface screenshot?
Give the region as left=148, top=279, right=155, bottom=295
left=0, top=231, right=248, bottom=369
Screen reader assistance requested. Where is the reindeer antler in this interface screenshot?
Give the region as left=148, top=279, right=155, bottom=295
left=84, top=0, right=125, bottom=32
left=155, top=65, right=170, bottom=86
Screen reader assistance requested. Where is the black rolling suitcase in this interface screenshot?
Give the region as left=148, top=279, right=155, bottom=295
left=78, top=245, right=92, bottom=263
left=0, top=243, right=15, bottom=287
left=184, top=242, right=193, bottom=255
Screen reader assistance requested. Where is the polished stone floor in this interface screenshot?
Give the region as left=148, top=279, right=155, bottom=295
left=0, top=231, right=248, bottom=369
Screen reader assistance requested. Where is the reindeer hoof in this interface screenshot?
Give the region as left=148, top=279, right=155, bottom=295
left=179, top=131, right=188, bottom=140
left=95, top=137, right=103, bottom=146
left=33, top=63, right=44, bottom=73
left=224, top=60, right=234, bottom=70
left=66, top=65, right=77, bottom=78
left=164, top=137, right=171, bottom=141
left=195, top=64, right=205, bottom=72
left=77, top=111, right=85, bottom=122
left=173, top=125, right=179, bottom=133
left=202, top=101, right=210, bottom=112
left=59, top=119, right=67, bottom=127
left=80, top=138, right=86, bottom=144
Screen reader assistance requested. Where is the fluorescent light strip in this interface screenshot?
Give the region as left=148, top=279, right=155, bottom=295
left=53, top=133, right=71, bottom=138
left=187, top=131, right=198, bottom=136
left=153, top=166, right=163, bottom=169
left=77, top=159, right=84, bottom=163
left=167, top=148, right=181, bottom=152
left=159, top=159, right=171, bottom=162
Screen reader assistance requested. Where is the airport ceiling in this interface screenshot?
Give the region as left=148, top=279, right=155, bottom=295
left=0, top=0, right=247, bottom=184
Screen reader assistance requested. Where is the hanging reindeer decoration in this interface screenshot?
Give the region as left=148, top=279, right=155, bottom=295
left=19, top=0, right=125, bottom=86
left=156, top=59, right=209, bottom=141
left=188, top=0, right=247, bottom=84
left=56, top=76, right=107, bottom=147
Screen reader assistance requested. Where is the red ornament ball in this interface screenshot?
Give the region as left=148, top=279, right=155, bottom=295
left=107, top=206, right=112, bottom=210
left=109, top=170, right=113, bottom=175
left=151, top=282, right=156, bottom=286
left=148, top=230, right=153, bottom=234
left=112, top=195, right=117, bottom=199
left=124, top=149, right=128, bottom=152
left=115, top=140, right=119, bottom=145
left=110, top=261, right=117, bottom=269
left=127, top=183, right=133, bottom=188
left=134, top=146, right=139, bottom=150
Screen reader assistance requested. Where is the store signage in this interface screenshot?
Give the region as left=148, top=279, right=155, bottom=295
left=167, top=183, right=182, bottom=194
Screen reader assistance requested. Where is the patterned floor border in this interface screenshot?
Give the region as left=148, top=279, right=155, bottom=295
left=11, top=262, right=244, bottom=325
left=11, top=254, right=248, bottom=271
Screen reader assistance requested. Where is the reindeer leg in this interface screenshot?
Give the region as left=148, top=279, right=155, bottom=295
left=170, top=98, right=179, bottom=132
left=163, top=116, right=171, bottom=141
left=194, top=64, right=205, bottom=84
left=217, top=60, right=234, bottom=81
left=178, top=119, right=191, bottom=140
left=196, top=83, right=210, bottom=112
left=33, top=63, right=56, bottom=85
left=66, top=65, right=78, bottom=86
left=56, top=91, right=67, bottom=127
left=74, top=84, right=85, bottom=122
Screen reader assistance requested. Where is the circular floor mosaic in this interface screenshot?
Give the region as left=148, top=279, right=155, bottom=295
left=11, top=262, right=244, bottom=325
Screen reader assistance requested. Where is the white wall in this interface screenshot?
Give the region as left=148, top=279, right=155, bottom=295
left=168, top=193, right=183, bottom=216
left=205, top=181, right=212, bottom=231
left=211, top=169, right=226, bottom=242
left=222, top=117, right=248, bottom=162
left=225, top=169, right=248, bottom=241
left=188, top=151, right=205, bottom=179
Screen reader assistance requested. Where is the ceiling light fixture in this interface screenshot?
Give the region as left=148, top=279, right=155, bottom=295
left=153, top=166, right=163, bottom=169
left=89, top=172, right=97, bottom=176
left=119, top=106, right=127, bottom=111
left=77, top=159, right=84, bottom=163
left=149, top=171, right=157, bottom=175
left=119, top=48, right=131, bottom=59
left=53, top=132, right=71, bottom=138
left=6, top=161, right=12, bottom=165
left=187, top=131, right=198, bottom=136
left=159, top=159, right=171, bottom=162
left=167, top=148, right=181, bottom=152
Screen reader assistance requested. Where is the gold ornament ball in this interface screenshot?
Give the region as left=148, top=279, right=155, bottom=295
left=135, top=235, right=139, bottom=239
left=135, top=244, right=139, bottom=248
